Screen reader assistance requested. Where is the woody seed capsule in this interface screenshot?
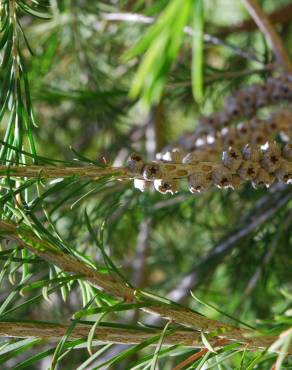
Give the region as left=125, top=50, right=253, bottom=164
left=222, top=147, right=242, bottom=171
left=127, top=153, right=144, bottom=174
left=188, top=173, right=212, bottom=193
left=275, top=162, right=292, bottom=184
left=142, top=163, right=162, bottom=180
left=154, top=178, right=179, bottom=195
left=242, top=144, right=262, bottom=162
left=282, top=143, right=292, bottom=161
left=212, top=166, right=233, bottom=189
left=252, top=169, right=274, bottom=189
left=261, top=142, right=282, bottom=172
left=237, top=161, right=260, bottom=180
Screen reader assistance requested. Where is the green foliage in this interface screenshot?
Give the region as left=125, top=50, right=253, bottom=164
left=0, top=0, right=291, bottom=369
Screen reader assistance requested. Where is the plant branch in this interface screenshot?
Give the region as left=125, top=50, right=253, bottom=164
left=0, top=321, right=223, bottom=348
left=0, top=220, right=287, bottom=352
left=219, top=3, right=292, bottom=36
left=241, top=0, right=292, bottom=72
left=102, top=12, right=262, bottom=63
left=0, top=165, right=128, bottom=179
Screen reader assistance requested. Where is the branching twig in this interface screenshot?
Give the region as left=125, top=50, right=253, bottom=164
left=241, top=0, right=292, bottom=72
left=102, top=12, right=262, bottom=63
left=0, top=220, right=287, bottom=352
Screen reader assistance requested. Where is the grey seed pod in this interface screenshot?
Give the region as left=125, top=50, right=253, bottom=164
left=270, top=86, right=282, bottom=102
left=251, top=129, right=267, bottom=145
left=236, top=89, right=256, bottom=116
left=188, top=173, right=212, bottom=194
left=212, top=166, right=233, bottom=189
left=255, top=84, right=272, bottom=107
left=250, top=117, right=263, bottom=130
left=134, top=179, right=151, bottom=192
left=198, top=115, right=217, bottom=128
left=279, top=82, right=292, bottom=99
left=127, top=153, right=144, bottom=174
left=214, top=111, right=230, bottom=127
left=237, top=122, right=251, bottom=140
left=142, top=163, right=162, bottom=180
left=261, top=142, right=282, bottom=172
left=275, top=162, right=292, bottom=184
left=224, top=96, right=241, bottom=118
left=154, top=178, right=179, bottom=194
left=222, top=147, right=242, bottom=171
left=242, top=144, right=262, bottom=162
left=252, top=169, right=274, bottom=189
left=266, top=118, right=280, bottom=134
left=282, top=143, right=292, bottom=161
left=222, top=130, right=237, bottom=148
left=237, top=161, right=260, bottom=180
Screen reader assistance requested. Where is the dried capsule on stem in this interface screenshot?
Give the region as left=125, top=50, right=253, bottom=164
left=282, top=143, right=292, bottom=161
left=275, top=162, right=292, bottom=184
left=242, top=144, right=262, bottom=162
left=238, top=161, right=260, bottom=180
left=154, top=178, right=180, bottom=195
left=127, top=153, right=144, bottom=174
left=222, top=147, right=242, bottom=171
left=252, top=169, right=274, bottom=189
left=188, top=172, right=212, bottom=193
left=142, top=163, right=162, bottom=180
left=261, top=142, right=282, bottom=172
left=212, top=166, right=233, bottom=189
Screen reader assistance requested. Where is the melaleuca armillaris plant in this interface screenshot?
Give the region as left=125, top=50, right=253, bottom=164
left=0, top=1, right=291, bottom=369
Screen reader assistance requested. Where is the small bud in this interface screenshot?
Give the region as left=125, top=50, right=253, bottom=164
left=252, top=169, right=274, bottom=188
left=275, top=162, right=292, bottom=184
left=212, top=166, right=233, bottom=189
left=237, top=161, right=260, bottom=180
left=222, top=147, right=242, bottom=171
left=242, top=144, right=262, bottom=162
left=142, top=163, right=162, bottom=180
left=282, top=143, right=292, bottom=161
left=154, top=178, right=179, bottom=194
left=188, top=173, right=212, bottom=193
left=127, top=153, right=144, bottom=174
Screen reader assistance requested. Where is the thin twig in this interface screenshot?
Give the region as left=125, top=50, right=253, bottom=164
left=218, top=3, right=292, bottom=36
left=0, top=165, right=127, bottom=179
left=241, top=0, right=292, bottom=72
left=102, top=12, right=262, bottom=63
left=0, top=321, right=249, bottom=351
left=0, top=220, right=286, bottom=352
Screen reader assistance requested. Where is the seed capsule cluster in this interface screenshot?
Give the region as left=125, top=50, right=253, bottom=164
left=127, top=142, right=292, bottom=194
left=197, top=75, right=292, bottom=134
left=165, top=109, right=292, bottom=154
